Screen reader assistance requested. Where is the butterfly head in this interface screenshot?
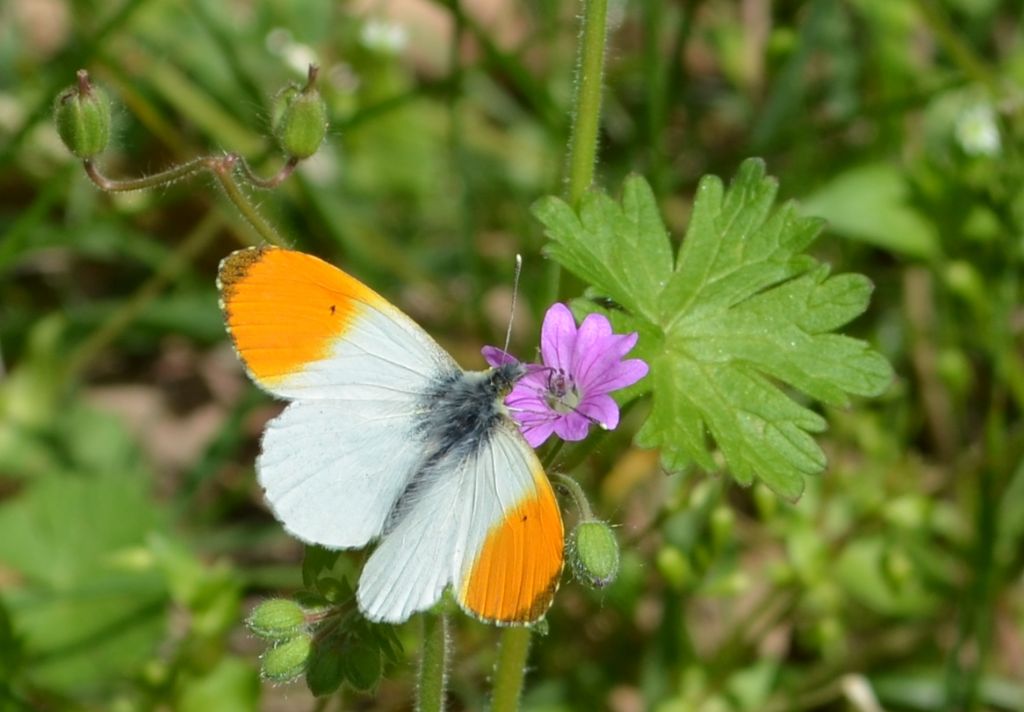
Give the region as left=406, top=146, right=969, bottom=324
left=491, top=361, right=527, bottom=397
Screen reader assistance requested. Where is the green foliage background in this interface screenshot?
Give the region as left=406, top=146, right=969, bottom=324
left=1, top=0, right=1023, bottom=710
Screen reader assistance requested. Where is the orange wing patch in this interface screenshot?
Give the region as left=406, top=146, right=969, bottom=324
left=218, top=247, right=383, bottom=387
left=459, top=470, right=564, bottom=624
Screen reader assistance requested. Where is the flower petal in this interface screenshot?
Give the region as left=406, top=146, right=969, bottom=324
left=585, top=357, right=649, bottom=394
left=520, top=419, right=556, bottom=447
left=552, top=411, right=592, bottom=442
left=571, top=313, right=614, bottom=374
left=482, top=345, right=519, bottom=368
left=578, top=393, right=620, bottom=431
left=573, top=331, right=635, bottom=387
left=540, top=303, right=578, bottom=372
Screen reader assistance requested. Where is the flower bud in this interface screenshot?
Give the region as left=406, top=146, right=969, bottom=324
left=54, top=70, right=111, bottom=159
left=272, top=66, right=328, bottom=159
left=570, top=520, right=620, bottom=589
left=710, top=505, right=734, bottom=550
left=247, top=598, right=307, bottom=640
left=261, top=633, right=313, bottom=683
left=656, top=545, right=691, bottom=591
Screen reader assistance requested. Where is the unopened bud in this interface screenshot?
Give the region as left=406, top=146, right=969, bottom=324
left=247, top=598, right=307, bottom=640
left=710, top=506, right=735, bottom=550
left=261, top=633, right=313, bottom=683
left=272, top=65, right=328, bottom=159
left=54, top=70, right=111, bottom=159
left=570, top=520, right=620, bottom=588
left=656, top=545, right=691, bottom=591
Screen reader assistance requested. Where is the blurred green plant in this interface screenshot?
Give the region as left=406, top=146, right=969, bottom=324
left=1, top=0, right=1023, bottom=711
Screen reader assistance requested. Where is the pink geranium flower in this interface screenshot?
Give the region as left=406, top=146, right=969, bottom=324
left=483, top=303, right=649, bottom=447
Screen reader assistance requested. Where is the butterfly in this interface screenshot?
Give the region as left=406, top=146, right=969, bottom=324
left=217, top=247, right=564, bottom=625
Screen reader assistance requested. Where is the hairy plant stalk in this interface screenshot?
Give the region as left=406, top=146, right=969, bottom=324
left=546, top=0, right=610, bottom=304
left=417, top=613, right=450, bottom=712
left=490, top=626, right=532, bottom=712
left=83, top=154, right=288, bottom=247
left=565, top=0, right=610, bottom=207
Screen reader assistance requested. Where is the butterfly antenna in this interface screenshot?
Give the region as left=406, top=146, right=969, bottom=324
left=503, top=254, right=523, bottom=355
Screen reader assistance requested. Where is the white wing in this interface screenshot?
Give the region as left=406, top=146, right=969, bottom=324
left=218, top=248, right=460, bottom=548
left=357, top=421, right=564, bottom=624
left=257, top=398, right=428, bottom=548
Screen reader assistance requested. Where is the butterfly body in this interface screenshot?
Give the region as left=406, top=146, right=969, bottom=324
left=218, top=247, right=563, bottom=625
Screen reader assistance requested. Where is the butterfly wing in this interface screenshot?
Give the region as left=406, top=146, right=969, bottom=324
left=218, top=247, right=460, bottom=548
left=357, top=419, right=564, bottom=624
left=256, top=399, right=430, bottom=547
left=218, top=247, right=458, bottom=400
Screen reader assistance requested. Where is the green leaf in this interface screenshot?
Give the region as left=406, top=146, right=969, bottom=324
left=801, top=162, right=940, bottom=259
left=302, top=546, right=342, bottom=590
left=535, top=158, right=893, bottom=499
left=0, top=468, right=168, bottom=694
left=835, top=537, right=940, bottom=616
left=306, top=637, right=344, bottom=697
left=342, top=642, right=382, bottom=692
left=536, top=174, right=673, bottom=323
left=177, top=656, right=260, bottom=712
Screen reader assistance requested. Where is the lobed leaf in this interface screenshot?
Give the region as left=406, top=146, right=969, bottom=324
left=537, top=175, right=672, bottom=323
left=535, top=158, right=894, bottom=499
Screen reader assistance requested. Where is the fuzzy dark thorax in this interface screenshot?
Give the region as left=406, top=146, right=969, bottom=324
left=417, top=362, right=525, bottom=460
left=383, top=363, right=527, bottom=533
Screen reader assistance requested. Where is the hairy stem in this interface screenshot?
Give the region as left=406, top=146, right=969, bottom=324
left=82, top=153, right=291, bottom=245
left=83, top=156, right=213, bottom=192
left=417, top=613, right=450, bottom=712
left=491, top=626, right=532, bottom=712
left=565, top=0, right=609, bottom=207
left=552, top=472, right=594, bottom=521
left=208, top=155, right=287, bottom=246
left=547, top=0, right=611, bottom=304
left=237, top=156, right=299, bottom=189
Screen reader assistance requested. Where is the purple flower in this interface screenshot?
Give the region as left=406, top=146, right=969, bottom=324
left=483, top=303, right=649, bottom=447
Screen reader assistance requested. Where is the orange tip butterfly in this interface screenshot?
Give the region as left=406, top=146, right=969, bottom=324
left=217, top=247, right=564, bottom=625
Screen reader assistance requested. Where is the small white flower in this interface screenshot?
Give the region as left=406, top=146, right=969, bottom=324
left=283, top=44, right=319, bottom=77
left=955, top=103, right=1001, bottom=157
left=359, top=18, right=408, bottom=54
left=265, top=27, right=319, bottom=77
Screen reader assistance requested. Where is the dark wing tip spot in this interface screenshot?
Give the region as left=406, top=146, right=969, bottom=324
left=217, top=246, right=272, bottom=298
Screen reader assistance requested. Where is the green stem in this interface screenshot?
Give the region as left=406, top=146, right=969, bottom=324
left=237, top=156, right=299, bottom=189
left=83, top=154, right=288, bottom=246
left=547, top=0, right=611, bottom=305
left=912, top=0, right=996, bottom=92
left=208, top=156, right=287, bottom=246
left=83, top=156, right=212, bottom=191
left=445, top=0, right=482, bottom=321
left=491, top=626, right=532, bottom=712
left=418, top=613, right=449, bottom=712
left=552, top=473, right=593, bottom=521
left=565, top=0, right=609, bottom=207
